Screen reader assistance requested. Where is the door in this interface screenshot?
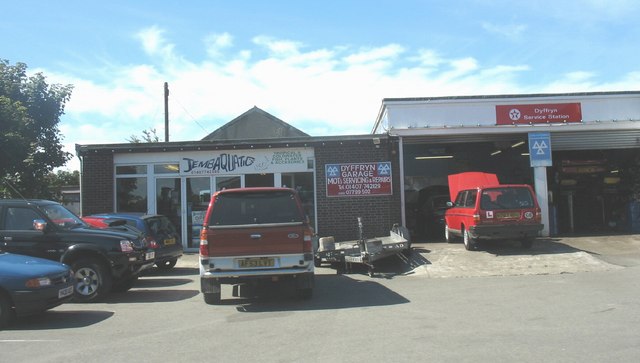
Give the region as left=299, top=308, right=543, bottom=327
left=0, top=206, right=62, bottom=261
left=184, top=176, right=211, bottom=249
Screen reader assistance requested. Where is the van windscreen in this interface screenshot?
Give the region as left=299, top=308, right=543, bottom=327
left=209, top=191, right=303, bottom=226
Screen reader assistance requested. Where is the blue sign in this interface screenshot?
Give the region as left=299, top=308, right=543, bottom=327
left=528, top=132, right=552, bottom=167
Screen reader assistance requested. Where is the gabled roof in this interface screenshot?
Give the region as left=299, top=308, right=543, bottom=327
left=201, top=106, right=310, bottom=141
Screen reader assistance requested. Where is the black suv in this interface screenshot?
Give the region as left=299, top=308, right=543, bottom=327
left=0, top=199, right=154, bottom=302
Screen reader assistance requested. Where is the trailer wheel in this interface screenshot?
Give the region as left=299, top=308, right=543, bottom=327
left=368, top=268, right=375, bottom=277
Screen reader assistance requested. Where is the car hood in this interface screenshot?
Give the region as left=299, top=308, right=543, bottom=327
left=447, top=172, right=500, bottom=201
left=0, top=253, right=70, bottom=277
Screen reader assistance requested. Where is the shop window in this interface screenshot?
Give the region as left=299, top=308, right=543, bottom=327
left=216, top=176, right=241, bottom=191
left=116, top=177, right=147, bottom=212
left=116, top=165, right=147, bottom=175
left=154, top=164, right=179, bottom=174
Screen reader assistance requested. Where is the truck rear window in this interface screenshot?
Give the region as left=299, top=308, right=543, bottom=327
left=209, top=191, right=303, bottom=226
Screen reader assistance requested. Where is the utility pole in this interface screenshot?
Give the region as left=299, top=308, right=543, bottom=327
left=164, top=82, right=169, bottom=142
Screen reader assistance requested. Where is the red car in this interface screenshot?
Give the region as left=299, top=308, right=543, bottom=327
left=444, top=172, right=543, bottom=250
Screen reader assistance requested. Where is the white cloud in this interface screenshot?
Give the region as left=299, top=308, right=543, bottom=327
left=48, top=28, right=640, bottom=171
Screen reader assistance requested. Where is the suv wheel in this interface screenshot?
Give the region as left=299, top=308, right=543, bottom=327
left=72, top=258, right=112, bottom=302
left=463, top=229, right=477, bottom=251
left=156, top=258, right=178, bottom=270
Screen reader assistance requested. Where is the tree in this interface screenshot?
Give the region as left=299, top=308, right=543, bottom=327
left=0, top=59, right=73, bottom=199
left=127, top=128, right=160, bottom=143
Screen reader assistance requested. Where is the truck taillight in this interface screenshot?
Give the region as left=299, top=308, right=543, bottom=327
left=199, top=227, right=209, bottom=257
left=303, top=231, right=313, bottom=253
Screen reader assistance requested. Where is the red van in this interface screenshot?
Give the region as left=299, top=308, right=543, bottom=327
left=199, top=187, right=315, bottom=304
left=444, top=172, right=543, bottom=250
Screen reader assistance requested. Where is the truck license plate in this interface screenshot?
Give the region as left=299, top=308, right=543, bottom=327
left=238, top=257, right=275, bottom=268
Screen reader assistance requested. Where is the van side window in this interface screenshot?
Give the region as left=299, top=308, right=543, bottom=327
left=454, top=191, right=467, bottom=207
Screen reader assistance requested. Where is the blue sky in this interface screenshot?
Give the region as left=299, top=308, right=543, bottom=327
left=3, top=1, right=639, bottom=170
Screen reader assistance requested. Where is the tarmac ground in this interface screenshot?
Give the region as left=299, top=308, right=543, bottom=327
left=176, top=233, right=640, bottom=279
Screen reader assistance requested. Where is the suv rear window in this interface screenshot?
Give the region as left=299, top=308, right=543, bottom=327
left=209, top=191, right=303, bottom=226
left=480, top=187, right=534, bottom=210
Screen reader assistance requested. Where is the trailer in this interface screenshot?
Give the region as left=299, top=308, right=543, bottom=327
left=315, top=217, right=411, bottom=277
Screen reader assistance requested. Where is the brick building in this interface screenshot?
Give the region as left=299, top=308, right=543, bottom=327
left=76, top=107, right=402, bottom=251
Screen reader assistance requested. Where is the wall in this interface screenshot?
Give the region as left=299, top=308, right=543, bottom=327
left=80, top=153, right=114, bottom=216
left=314, top=138, right=402, bottom=242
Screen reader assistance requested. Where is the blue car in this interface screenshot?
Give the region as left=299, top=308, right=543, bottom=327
left=83, top=213, right=183, bottom=270
left=0, top=252, right=74, bottom=329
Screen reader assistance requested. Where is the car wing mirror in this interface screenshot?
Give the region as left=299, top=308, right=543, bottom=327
left=33, top=219, right=47, bottom=231
left=446, top=201, right=454, bottom=208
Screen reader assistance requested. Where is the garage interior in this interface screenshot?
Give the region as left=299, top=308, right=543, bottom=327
left=403, top=139, right=640, bottom=240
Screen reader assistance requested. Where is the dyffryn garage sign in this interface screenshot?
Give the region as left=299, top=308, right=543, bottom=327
left=325, top=162, right=392, bottom=197
left=495, top=103, right=582, bottom=125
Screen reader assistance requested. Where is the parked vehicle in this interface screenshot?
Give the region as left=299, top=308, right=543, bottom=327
left=199, top=187, right=315, bottom=304
left=444, top=172, right=543, bottom=250
left=0, top=252, right=74, bottom=329
left=83, top=213, right=183, bottom=270
left=0, top=199, right=154, bottom=302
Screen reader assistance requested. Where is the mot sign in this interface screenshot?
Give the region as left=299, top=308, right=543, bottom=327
left=528, top=132, right=552, bottom=167
left=326, top=162, right=392, bottom=197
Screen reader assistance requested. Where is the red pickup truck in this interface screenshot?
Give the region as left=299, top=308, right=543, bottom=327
left=444, top=172, right=543, bottom=250
left=199, top=187, right=315, bottom=304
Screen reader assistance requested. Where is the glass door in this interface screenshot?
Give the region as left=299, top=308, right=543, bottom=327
left=156, top=177, right=182, bottom=244
left=184, top=176, right=211, bottom=249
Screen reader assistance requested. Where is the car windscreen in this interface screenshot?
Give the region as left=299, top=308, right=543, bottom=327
left=480, top=187, right=534, bottom=210
left=209, top=191, right=303, bottom=226
left=40, top=204, right=85, bottom=230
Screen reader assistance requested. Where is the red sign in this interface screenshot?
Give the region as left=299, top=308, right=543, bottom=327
left=496, top=103, right=582, bottom=125
left=325, top=162, right=392, bottom=197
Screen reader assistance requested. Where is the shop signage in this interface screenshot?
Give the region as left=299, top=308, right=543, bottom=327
left=180, top=148, right=313, bottom=175
left=496, top=103, right=582, bottom=125
left=325, top=162, right=392, bottom=197
left=528, top=132, right=552, bottom=167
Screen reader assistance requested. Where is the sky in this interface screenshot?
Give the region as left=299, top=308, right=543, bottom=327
left=3, top=0, right=640, bottom=171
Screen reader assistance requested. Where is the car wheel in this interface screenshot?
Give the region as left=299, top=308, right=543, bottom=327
left=297, top=288, right=313, bottom=300
left=313, top=256, right=322, bottom=268
left=463, top=229, right=476, bottom=251
left=444, top=225, right=454, bottom=243
left=0, top=293, right=11, bottom=329
left=156, top=258, right=178, bottom=270
left=521, top=238, right=534, bottom=249
left=111, top=276, right=138, bottom=292
left=203, top=292, right=221, bottom=305
left=72, top=258, right=112, bottom=302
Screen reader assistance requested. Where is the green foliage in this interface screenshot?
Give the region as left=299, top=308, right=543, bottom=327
left=0, top=59, right=73, bottom=199
left=127, top=128, right=160, bottom=143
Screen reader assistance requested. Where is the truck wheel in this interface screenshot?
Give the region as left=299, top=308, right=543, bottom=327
left=156, top=258, right=178, bottom=270
left=0, top=294, right=11, bottom=329
left=203, top=292, right=221, bottom=305
left=463, top=229, right=477, bottom=251
left=72, top=258, right=112, bottom=302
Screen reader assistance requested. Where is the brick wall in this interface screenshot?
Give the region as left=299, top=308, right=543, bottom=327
left=80, top=153, right=114, bottom=216
left=314, top=137, right=402, bottom=242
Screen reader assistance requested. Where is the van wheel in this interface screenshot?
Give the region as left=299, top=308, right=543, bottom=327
left=445, top=225, right=455, bottom=243
left=521, top=238, right=534, bottom=249
left=463, top=229, right=477, bottom=251
left=72, top=258, right=112, bottom=302
left=203, top=292, right=221, bottom=305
